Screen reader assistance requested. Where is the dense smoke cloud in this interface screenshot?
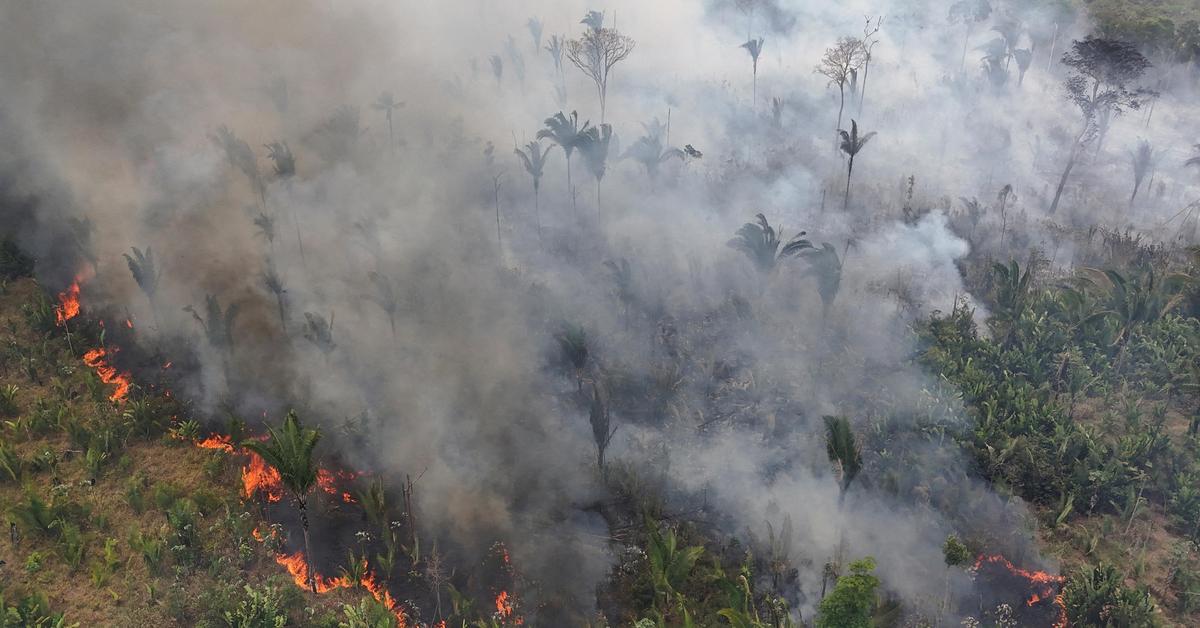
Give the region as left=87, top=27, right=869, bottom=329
left=1, top=0, right=1197, bottom=623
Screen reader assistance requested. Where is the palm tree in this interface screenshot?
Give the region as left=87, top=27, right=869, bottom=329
left=184, top=294, right=240, bottom=353
left=211, top=125, right=264, bottom=205
left=837, top=120, right=877, bottom=210
left=264, top=141, right=295, bottom=178
left=740, top=37, right=765, bottom=106
left=371, top=92, right=405, bottom=155
left=1013, top=48, right=1033, bottom=86
left=823, top=415, right=862, bottom=504
left=242, top=411, right=321, bottom=592
left=262, top=264, right=287, bottom=333
left=124, top=247, right=161, bottom=326
left=621, top=132, right=684, bottom=182
left=727, top=214, right=813, bottom=274
left=514, top=140, right=553, bottom=242
left=1128, top=139, right=1156, bottom=207
left=578, top=123, right=613, bottom=223
left=302, top=311, right=336, bottom=359
left=544, top=35, right=566, bottom=75
left=538, top=111, right=591, bottom=219
left=800, top=243, right=843, bottom=321
left=526, top=17, right=544, bottom=50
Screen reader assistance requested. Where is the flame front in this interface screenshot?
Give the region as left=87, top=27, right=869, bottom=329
left=272, top=551, right=407, bottom=626
left=974, top=554, right=1067, bottom=627
left=242, top=450, right=285, bottom=502
left=82, top=347, right=132, bottom=402
left=55, top=279, right=81, bottom=326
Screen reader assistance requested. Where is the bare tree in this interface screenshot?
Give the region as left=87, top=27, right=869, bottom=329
left=566, top=28, right=635, bottom=122
left=816, top=38, right=866, bottom=146
left=858, top=16, right=883, bottom=116
left=1048, top=38, right=1153, bottom=214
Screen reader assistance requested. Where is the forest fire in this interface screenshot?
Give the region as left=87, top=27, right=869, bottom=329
left=241, top=449, right=285, bottom=502
left=54, top=279, right=81, bottom=326
left=974, top=554, right=1067, bottom=627
left=81, top=346, right=132, bottom=402
left=317, top=467, right=360, bottom=503
left=272, top=551, right=408, bottom=625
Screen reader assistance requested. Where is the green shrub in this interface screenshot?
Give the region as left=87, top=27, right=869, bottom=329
left=24, top=551, right=44, bottom=573
left=221, top=585, right=287, bottom=628
left=0, top=384, right=19, bottom=416
left=58, top=522, right=87, bottom=571
left=1062, top=563, right=1159, bottom=627
left=128, top=528, right=165, bottom=574
left=9, top=494, right=62, bottom=536
left=153, top=482, right=184, bottom=511
left=0, top=440, right=22, bottom=482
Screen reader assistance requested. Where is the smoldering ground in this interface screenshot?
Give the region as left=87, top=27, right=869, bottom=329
left=1, top=0, right=1197, bottom=623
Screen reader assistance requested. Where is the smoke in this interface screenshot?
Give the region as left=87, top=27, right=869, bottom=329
left=1, top=0, right=1196, bottom=623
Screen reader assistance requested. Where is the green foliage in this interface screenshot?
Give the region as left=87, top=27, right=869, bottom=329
left=129, top=528, right=165, bottom=574
left=727, top=214, right=813, bottom=274
left=57, top=522, right=87, bottom=571
left=0, top=384, right=18, bottom=416
left=0, top=440, right=22, bottom=481
left=942, top=535, right=970, bottom=567
left=815, top=557, right=879, bottom=628
left=339, top=596, right=399, bottom=628
left=241, top=410, right=321, bottom=499
left=646, top=524, right=704, bottom=613
left=222, top=585, right=287, bottom=628
left=0, top=591, right=75, bottom=628
left=823, top=415, right=862, bottom=499
left=1062, top=563, right=1159, bottom=627
left=9, top=493, right=62, bottom=536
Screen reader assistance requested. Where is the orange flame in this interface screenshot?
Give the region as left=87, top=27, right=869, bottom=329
left=317, top=467, right=361, bottom=503
left=82, top=347, right=132, bottom=402
left=242, top=450, right=284, bottom=502
left=197, top=433, right=235, bottom=453
left=273, top=551, right=407, bottom=626
left=974, top=554, right=1067, bottom=627
left=55, top=279, right=81, bottom=326
left=495, top=591, right=513, bottom=616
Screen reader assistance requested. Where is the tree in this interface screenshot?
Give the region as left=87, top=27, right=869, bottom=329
left=815, top=557, right=878, bottom=628
left=621, top=131, right=684, bottom=183
left=526, top=17, right=543, bottom=50
left=577, top=123, right=613, bottom=222
left=740, top=38, right=765, bottom=106
left=124, top=247, right=161, bottom=326
left=1013, top=48, right=1033, bottom=86
left=800, top=243, right=843, bottom=321
left=837, top=120, right=877, bottom=210
left=367, top=271, right=399, bottom=340
left=211, top=125, right=264, bottom=205
left=816, top=38, right=865, bottom=145
left=184, top=294, right=240, bottom=353
left=823, top=416, right=862, bottom=504
left=544, top=35, right=565, bottom=75
left=581, top=10, right=604, bottom=33
left=1086, top=267, right=1188, bottom=369
left=858, top=17, right=883, bottom=116
left=371, top=92, right=404, bottom=155
left=262, top=264, right=287, bottom=333
left=566, top=27, right=635, bottom=122
left=588, top=384, right=617, bottom=475
left=264, top=141, right=295, bottom=178
left=242, top=411, right=322, bottom=593
left=538, top=111, right=592, bottom=219
left=948, top=0, right=992, bottom=74
left=489, top=55, right=503, bottom=87
left=514, top=140, right=553, bottom=242
left=646, top=524, right=704, bottom=617
left=1048, top=38, right=1152, bottom=215
left=942, top=536, right=970, bottom=614
left=1128, top=139, right=1157, bottom=207
left=727, top=214, right=813, bottom=274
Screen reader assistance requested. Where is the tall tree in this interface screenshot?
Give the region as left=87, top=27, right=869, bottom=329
left=371, top=92, right=405, bottom=155
left=948, top=0, right=993, bottom=74
left=538, top=111, right=591, bottom=219
left=858, top=17, right=883, bottom=116
left=837, top=120, right=877, bottom=210
left=621, top=131, right=684, bottom=183
left=800, top=243, right=843, bottom=321
left=514, top=140, right=553, bottom=242
left=577, top=123, right=613, bottom=222
left=242, top=411, right=321, bottom=593
left=740, top=37, right=765, bottom=106
left=526, top=17, right=543, bottom=50
left=1048, top=37, right=1152, bottom=215
left=566, top=27, right=635, bottom=122
left=816, top=557, right=879, bottom=628
left=816, top=38, right=866, bottom=146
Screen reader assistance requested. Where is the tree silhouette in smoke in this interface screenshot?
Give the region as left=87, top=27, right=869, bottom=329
left=727, top=213, right=813, bottom=274
left=740, top=37, right=765, bottom=106
left=566, top=25, right=634, bottom=122
left=514, top=140, right=553, bottom=242
left=371, top=92, right=404, bottom=155
left=837, top=119, right=877, bottom=210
